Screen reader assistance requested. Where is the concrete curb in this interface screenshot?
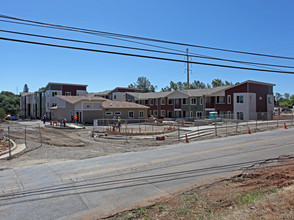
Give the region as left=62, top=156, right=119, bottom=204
left=0, top=138, right=26, bottom=159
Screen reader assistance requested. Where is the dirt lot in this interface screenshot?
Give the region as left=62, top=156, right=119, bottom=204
left=0, top=120, right=177, bottom=169
left=107, top=156, right=294, bottom=220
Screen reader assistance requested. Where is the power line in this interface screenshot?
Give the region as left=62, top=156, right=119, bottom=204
left=2, top=36, right=294, bottom=75
left=1, top=29, right=294, bottom=70
left=1, top=14, right=294, bottom=61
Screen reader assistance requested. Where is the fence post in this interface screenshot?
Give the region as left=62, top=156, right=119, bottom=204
left=38, top=123, right=42, bottom=147
left=178, top=124, right=180, bottom=141
left=8, top=126, right=11, bottom=159
left=25, top=125, right=27, bottom=146
left=214, top=116, right=217, bottom=136
left=125, top=118, right=128, bottom=143
left=226, top=121, right=228, bottom=135
left=236, top=121, right=238, bottom=133
left=256, top=113, right=258, bottom=130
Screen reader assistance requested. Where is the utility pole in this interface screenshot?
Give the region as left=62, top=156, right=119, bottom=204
left=186, top=48, right=189, bottom=89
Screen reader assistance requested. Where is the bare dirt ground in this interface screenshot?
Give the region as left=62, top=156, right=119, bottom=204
left=107, top=156, right=294, bottom=220
left=0, top=120, right=176, bottom=169
left=0, top=139, right=8, bottom=152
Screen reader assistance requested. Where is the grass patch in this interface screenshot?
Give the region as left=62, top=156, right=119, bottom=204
left=239, top=191, right=264, bottom=205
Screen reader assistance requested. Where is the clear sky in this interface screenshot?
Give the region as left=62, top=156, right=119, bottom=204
left=1, top=0, right=294, bottom=95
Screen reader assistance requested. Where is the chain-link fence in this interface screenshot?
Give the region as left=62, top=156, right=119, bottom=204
left=91, top=112, right=294, bottom=143
left=0, top=122, right=42, bottom=159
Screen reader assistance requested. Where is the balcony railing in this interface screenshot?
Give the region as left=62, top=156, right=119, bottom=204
left=206, top=103, right=215, bottom=108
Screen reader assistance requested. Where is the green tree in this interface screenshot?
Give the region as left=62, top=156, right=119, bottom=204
left=275, top=92, right=282, bottom=105
left=211, top=79, right=224, bottom=88
left=284, top=93, right=290, bottom=100
left=128, top=76, right=157, bottom=93
left=0, top=108, right=5, bottom=120
left=23, top=84, right=29, bottom=92
left=0, top=91, right=20, bottom=115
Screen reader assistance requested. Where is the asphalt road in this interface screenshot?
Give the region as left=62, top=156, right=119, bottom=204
left=1, top=128, right=294, bottom=220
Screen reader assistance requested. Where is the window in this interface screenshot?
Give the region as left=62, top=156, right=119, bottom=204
left=145, top=100, right=149, bottom=105
left=236, top=95, right=244, bottom=103
left=52, top=103, right=57, bottom=107
left=200, top=97, right=203, bottom=105
left=168, top=99, right=174, bottom=105
left=268, top=96, right=273, bottom=104
left=105, top=112, right=113, bottom=116
left=237, top=112, right=244, bottom=120
left=196, top=111, right=203, bottom=119
left=113, top=95, right=117, bottom=100
left=114, top=111, right=121, bottom=116
left=161, top=110, right=166, bottom=117
left=150, top=99, right=154, bottom=105
left=128, top=111, right=134, bottom=118
left=52, top=92, right=57, bottom=97
left=190, top=98, right=197, bottom=105
left=190, top=111, right=193, bottom=118
left=153, top=110, right=158, bottom=117
left=65, top=92, right=71, bottom=96
left=139, top=111, right=144, bottom=118
left=155, top=99, right=158, bottom=106
left=227, top=111, right=231, bottom=119
left=216, top=96, right=225, bottom=104
left=149, top=110, right=152, bottom=116
left=227, top=95, right=231, bottom=104
left=161, top=98, right=166, bottom=105
left=182, top=98, right=187, bottom=105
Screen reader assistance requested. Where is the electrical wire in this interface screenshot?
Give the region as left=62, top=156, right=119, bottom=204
left=1, top=36, right=294, bottom=75
left=1, top=14, right=294, bottom=61
left=1, top=29, right=294, bottom=70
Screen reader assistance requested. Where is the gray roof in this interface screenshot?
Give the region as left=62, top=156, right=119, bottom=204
left=88, top=90, right=112, bottom=97
left=127, top=86, right=231, bottom=100
left=179, top=86, right=231, bottom=97
left=127, top=91, right=174, bottom=99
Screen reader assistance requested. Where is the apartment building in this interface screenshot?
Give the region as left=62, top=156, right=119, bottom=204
left=20, top=82, right=88, bottom=119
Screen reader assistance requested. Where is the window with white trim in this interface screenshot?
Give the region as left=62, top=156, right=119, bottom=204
left=236, top=95, right=244, bottom=103
left=153, top=110, right=158, bottom=117
left=237, top=112, right=244, bottom=120
left=52, top=92, right=57, bottom=97
left=227, top=95, right=231, bottom=104
left=190, top=111, right=193, bottom=118
left=182, top=98, right=187, bottom=105
left=168, top=99, right=174, bottom=105
left=139, top=111, right=144, bottom=118
left=196, top=111, right=203, bottom=119
left=161, top=110, right=166, bottom=117
left=190, top=98, right=197, bottom=105
left=114, top=111, right=121, bottom=116
left=52, top=103, right=57, bottom=107
left=128, top=111, right=134, bottom=118
left=65, top=92, right=71, bottom=96
left=161, top=98, right=166, bottom=105
left=200, top=97, right=203, bottom=105
left=155, top=99, right=158, bottom=106
left=216, top=96, right=225, bottom=104
left=149, top=99, right=154, bottom=105
left=268, top=96, right=272, bottom=104
left=105, top=112, right=113, bottom=116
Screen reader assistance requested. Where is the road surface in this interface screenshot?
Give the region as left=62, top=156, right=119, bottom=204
left=1, top=128, right=294, bottom=220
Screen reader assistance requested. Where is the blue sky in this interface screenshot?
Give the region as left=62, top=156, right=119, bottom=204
left=1, top=0, right=294, bottom=95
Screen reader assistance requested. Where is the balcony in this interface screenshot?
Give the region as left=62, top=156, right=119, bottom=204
left=206, top=103, right=215, bottom=108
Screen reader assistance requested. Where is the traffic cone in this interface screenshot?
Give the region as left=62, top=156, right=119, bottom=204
left=185, top=134, right=189, bottom=143
left=284, top=122, right=287, bottom=129
left=248, top=126, right=251, bottom=134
